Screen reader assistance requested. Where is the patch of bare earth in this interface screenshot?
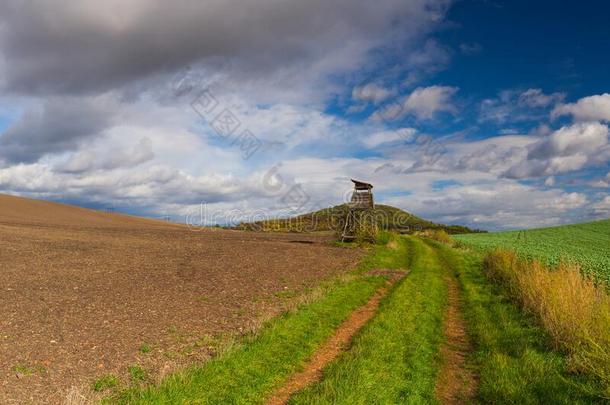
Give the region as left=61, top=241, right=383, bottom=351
left=266, top=269, right=407, bottom=405
left=0, top=194, right=362, bottom=404
left=435, top=274, right=477, bottom=404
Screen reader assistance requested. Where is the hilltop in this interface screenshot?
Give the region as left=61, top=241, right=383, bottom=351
left=236, top=204, right=481, bottom=235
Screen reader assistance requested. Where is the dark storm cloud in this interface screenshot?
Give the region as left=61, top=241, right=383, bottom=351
left=0, top=97, right=117, bottom=164
left=0, top=0, right=449, bottom=95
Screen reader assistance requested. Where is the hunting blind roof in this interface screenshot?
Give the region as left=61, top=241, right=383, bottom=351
left=351, top=179, right=373, bottom=190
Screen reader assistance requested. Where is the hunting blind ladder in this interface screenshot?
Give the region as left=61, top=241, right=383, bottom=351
left=341, top=179, right=376, bottom=242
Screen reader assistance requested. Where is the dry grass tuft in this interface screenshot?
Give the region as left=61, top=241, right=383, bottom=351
left=483, top=249, right=610, bottom=394
left=63, top=386, right=100, bottom=405
left=421, top=229, right=453, bottom=245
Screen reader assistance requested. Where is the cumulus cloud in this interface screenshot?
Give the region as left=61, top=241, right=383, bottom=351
left=552, top=93, right=610, bottom=122
left=0, top=1, right=606, bottom=231
left=0, top=0, right=457, bottom=220
left=479, top=92, right=514, bottom=123
left=591, top=195, right=610, bottom=216
left=363, top=128, right=416, bottom=148
left=277, top=155, right=602, bottom=229
left=518, top=88, right=565, bottom=108
left=372, top=85, right=458, bottom=121
left=0, top=96, right=118, bottom=164
left=56, top=137, right=154, bottom=173
left=403, top=86, right=458, bottom=119
left=589, top=172, right=610, bottom=188
left=386, top=180, right=589, bottom=229
left=480, top=88, right=564, bottom=123
left=0, top=0, right=450, bottom=99
left=376, top=133, right=534, bottom=176
left=453, top=137, right=531, bottom=174
left=407, top=39, right=452, bottom=69
left=352, top=83, right=394, bottom=103
left=504, top=122, right=609, bottom=178
left=0, top=162, right=265, bottom=211
left=403, top=39, right=452, bottom=85
left=374, top=125, right=609, bottom=187
left=527, top=122, right=608, bottom=159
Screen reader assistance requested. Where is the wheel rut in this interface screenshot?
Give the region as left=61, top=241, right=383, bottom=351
left=434, top=253, right=477, bottom=404
left=266, top=270, right=407, bottom=405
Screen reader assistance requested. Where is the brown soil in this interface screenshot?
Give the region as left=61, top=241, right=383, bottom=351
left=435, top=275, right=477, bottom=404
left=0, top=194, right=362, bottom=404
left=266, top=270, right=406, bottom=405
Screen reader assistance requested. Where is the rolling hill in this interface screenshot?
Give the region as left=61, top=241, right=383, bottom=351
left=236, top=204, right=481, bottom=235
left=0, top=193, right=180, bottom=229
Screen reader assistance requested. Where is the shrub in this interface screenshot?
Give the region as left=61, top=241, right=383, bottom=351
left=420, top=229, right=453, bottom=245
left=375, top=230, right=393, bottom=245
left=483, top=249, right=610, bottom=396
left=356, top=212, right=379, bottom=244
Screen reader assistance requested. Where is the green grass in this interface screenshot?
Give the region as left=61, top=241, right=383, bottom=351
left=430, top=240, right=607, bottom=404
left=236, top=204, right=479, bottom=234
left=128, top=365, right=148, bottom=383
left=93, top=375, right=120, bottom=392
left=12, top=363, right=45, bottom=376
left=290, top=237, right=447, bottom=404
left=356, top=236, right=409, bottom=272
left=138, top=343, right=151, bottom=354
left=108, top=237, right=411, bottom=404
left=454, top=219, right=610, bottom=282
left=108, top=232, right=608, bottom=403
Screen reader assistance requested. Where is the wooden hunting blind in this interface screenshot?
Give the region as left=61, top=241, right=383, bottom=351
left=348, top=179, right=374, bottom=209
left=341, top=179, right=376, bottom=241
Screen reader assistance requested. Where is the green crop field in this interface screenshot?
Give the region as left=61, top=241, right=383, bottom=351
left=454, top=219, right=610, bottom=283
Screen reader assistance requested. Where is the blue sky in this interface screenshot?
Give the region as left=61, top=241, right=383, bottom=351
left=0, top=0, right=608, bottom=230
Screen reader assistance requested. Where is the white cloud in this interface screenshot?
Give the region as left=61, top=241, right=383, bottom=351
left=591, top=195, right=610, bottom=217
left=0, top=0, right=451, bottom=105
left=403, top=39, right=452, bottom=85
left=267, top=155, right=600, bottom=230
left=403, top=86, right=458, bottom=119
left=385, top=180, right=589, bottom=229
left=479, top=91, right=514, bottom=123
left=0, top=161, right=266, bottom=212
left=589, top=172, right=610, bottom=188
left=363, top=128, right=416, bottom=148
left=352, top=83, right=394, bottom=103
left=407, top=39, right=451, bottom=69
left=57, top=137, right=154, bottom=173
left=552, top=93, right=610, bottom=122
left=372, top=85, right=458, bottom=121
left=0, top=1, right=606, bottom=232
left=518, top=88, right=565, bottom=108
left=480, top=88, right=564, bottom=124
left=529, top=122, right=608, bottom=159
left=379, top=133, right=535, bottom=176
left=504, top=122, right=609, bottom=178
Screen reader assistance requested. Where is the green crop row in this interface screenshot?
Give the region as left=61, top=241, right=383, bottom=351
left=454, top=219, right=610, bottom=283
